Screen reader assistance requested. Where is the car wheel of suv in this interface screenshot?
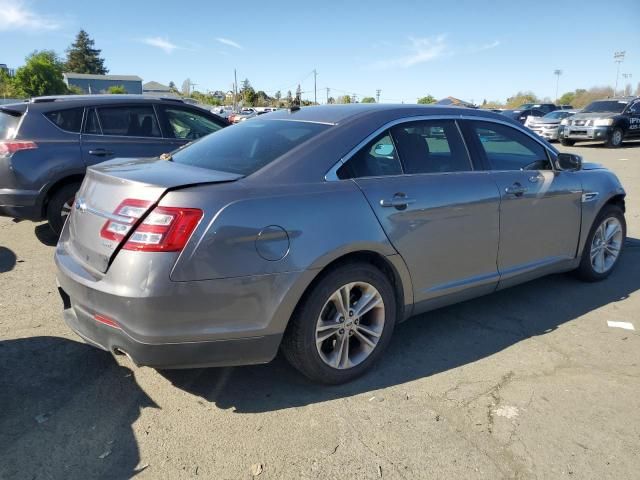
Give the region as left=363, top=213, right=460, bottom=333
left=560, top=139, right=575, bottom=146
left=605, top=128, right=624, bottom=148
left=47, top=183, right=80, bottom=236
left=282, top=262, right=397, bottom=384
left=575, top=204, right=626, bottom=282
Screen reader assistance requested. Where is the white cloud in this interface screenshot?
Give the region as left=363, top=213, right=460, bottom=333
left=369, top=35, right=448, bottom=69
left=469, top=40, right=500, bottom=53
left=141, top=37, right=180, bottom=54
left=0, top=0, right=60, bottom=32
left=216, top=37, right=243, bottom=50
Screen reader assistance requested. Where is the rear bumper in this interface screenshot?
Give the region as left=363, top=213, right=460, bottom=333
left=54, top=240, right=311, bottom=369
left=59, top=287, right=281, bottom=369
left=0, top=188, right=42, bottom=220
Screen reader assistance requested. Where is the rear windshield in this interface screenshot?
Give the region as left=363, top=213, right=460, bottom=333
left=171, top=119, right=330, bottom=175
left=0, top=110, right=21, bottom=140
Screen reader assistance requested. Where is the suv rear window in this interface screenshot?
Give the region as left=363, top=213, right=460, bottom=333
left=0, top=109, right=22, bottom=140
left=171, top=119, right=330, bottom=175
left=44, top=108, right=83, bottom=133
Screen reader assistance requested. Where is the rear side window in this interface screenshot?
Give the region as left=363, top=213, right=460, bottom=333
left=97, top=106, right=161, bottom=137
left=44, top=108, right=83, bottom=133
left=162, top=107, right=223, bottom=139
left=390, top=120, right=471, bottom=174
left=84, top=108, right=101, bottom=134
left=0, top=110, right=21, bottom=140
left=171, top=119, right=329, bottom=175
left=337, top=131, right=402, bottom=179
left=467, top=121, right=551, bottom=171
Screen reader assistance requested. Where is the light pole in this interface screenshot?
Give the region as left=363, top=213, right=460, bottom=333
left=614, top=51, right=625, bottom=95
left=554, top=69, right=562, bottom=103
left=622, top=73, right=632, bottom=96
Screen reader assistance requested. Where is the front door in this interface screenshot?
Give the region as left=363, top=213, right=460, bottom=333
left=462, top=120, right=582, bottom=284
left=338, top=119, right=501, bottom=307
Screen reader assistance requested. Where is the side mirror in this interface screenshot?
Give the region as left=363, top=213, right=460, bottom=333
left=556, top=152, right=582, bottom=171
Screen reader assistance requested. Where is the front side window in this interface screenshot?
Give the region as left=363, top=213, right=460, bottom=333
left=163, top=107, right=223, bottom=140
left=44, top=108, right=83, bottom=133
left=97, top=106, right=161, bottom=137
left=468, top=121, right=551, bottom=171
left=171, top=119, right=329, bottom=175
left=337, top=131, right=402, bottom=179
left=390, top=120, right=471, bottom=174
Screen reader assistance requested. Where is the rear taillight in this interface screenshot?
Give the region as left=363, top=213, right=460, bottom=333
left=100, top=198, right=202, bottom=252
left=0, top=140, right=37, bottom=156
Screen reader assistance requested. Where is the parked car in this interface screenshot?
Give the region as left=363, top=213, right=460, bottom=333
left=501, top=108, right=545, bottom=124
left=517, top=103, right=559, bottom=114
left=229, top=108, right=257, bottom=123
left=559, top=97, right=640, bottom=147
left=525, top=110, right=578, bottom=141
left=0, top=95, right=228, bottom=234
left=56, top=104, right=627, bottom=384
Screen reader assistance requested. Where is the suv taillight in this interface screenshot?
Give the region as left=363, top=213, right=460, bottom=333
left=100, top=199, right=203, bottom=252
left=0, top=140, right=37, bottom=156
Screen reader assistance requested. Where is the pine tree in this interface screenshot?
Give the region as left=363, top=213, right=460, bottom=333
left=65, top=30, right=108, bottom=74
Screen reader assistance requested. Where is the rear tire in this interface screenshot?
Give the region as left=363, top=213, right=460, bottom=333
left=282, top=262, right=397, bottom=384
left=47, top=183, right=80, bottom=236
left=560, top=139, right=575, bottom=146
left=575, top=204, right=626, bottom=282
left=604, top=127, right=623, bottom=148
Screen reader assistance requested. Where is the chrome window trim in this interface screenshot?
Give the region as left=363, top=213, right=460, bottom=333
left=324, top=114, right=558, bottom=181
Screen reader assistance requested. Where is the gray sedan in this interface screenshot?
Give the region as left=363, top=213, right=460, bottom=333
left=55, top=104, right=627, bottom=384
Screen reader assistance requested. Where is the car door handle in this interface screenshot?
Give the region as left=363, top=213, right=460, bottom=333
left=528, top=173, right=544, bottom=183
left=88, top=149, right=113, bottom=156
left=505, top=184, right=527, bottom=196
left=380, top=195, right=416, bottom=209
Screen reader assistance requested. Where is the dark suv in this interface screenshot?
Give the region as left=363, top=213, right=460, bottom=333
left=0, top=95, right=228, bottom=234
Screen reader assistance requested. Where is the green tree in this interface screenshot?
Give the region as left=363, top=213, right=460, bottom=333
left=240, top=78, right=256, bottom=106
left=505, top=91, right=538, bottom=109
left=65, top=30, right=108, bottom=74
left=0, top=70, right=22, bottom=98
left=295, top=84, right=302, bottom=105
left=417, top=95, right=436, bottom=104
left=557, top=91, right=575, bottom=106
left=168, top=81, right=179, bottom=93
left=107, top=85, right=126, bottom=94
left=13, top=50, right=67, bottom=97
left=361, top=97, right=376, bottom=103
left=327, top=96, right=335, bottom=104
left=339, top=95, right=351, bottom=104
left=286, top=90, right=293, bottom=104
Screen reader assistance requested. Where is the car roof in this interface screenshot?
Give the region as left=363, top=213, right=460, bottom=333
left=265, top=103, right=509, bottom=125
left=27, top=94, right=187, bottom=109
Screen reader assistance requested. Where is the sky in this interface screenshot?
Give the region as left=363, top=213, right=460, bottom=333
left=1, top=0, right=639, bottom=104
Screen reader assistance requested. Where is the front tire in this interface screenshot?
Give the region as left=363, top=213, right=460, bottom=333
left=575, top=204, right=626, bottom=282
left=282, top=263, right=397, bottom=384
left=604, top=128, right=624, bottom=148
left=47, top=183, right=80, bottom=236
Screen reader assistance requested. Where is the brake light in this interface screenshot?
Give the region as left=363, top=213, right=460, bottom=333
left=100, top=199, right=203, bottom=252
left=0, top=140, right=37, bottom=156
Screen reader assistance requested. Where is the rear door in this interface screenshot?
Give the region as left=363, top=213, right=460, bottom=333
left=80, top=104, right=176, bottom=166
left=341, top=119, right=501, bottom=306
left=461, top=120, right=582, bottom=285
left=625, top=100, right=640, bottom=137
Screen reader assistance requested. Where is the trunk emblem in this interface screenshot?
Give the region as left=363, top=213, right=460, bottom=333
left=75, top=198, right=87, bottom=213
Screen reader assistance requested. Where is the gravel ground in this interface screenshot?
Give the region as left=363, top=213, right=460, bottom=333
left=1, top=141, right=639, bottom=480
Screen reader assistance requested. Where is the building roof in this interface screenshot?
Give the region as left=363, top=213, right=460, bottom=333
left=143, top=81, right=170, bottom=91
left=63, top=73, right=143, bottom=82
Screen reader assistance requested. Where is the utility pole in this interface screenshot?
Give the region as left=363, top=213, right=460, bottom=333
left=376, top=89, right=381, bottom=103
left=313, top=69, right=317, bottom=105
left=553, top=69, right=562, bottom=103
left=326, top=87, right=330, bottom=104
left=233, top=69, right=238, bottom=112
left=614, top=51, right=625, bottom=95
left=622, top=73, right=632, bottom=96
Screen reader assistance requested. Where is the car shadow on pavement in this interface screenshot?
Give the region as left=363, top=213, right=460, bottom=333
left=161, top=238, right=640, bottom=413
left=34, top=223, right=59, bottom=247
left=0, top=246, right=17, bottom=273
left=0, top=336, right=157, bottom=480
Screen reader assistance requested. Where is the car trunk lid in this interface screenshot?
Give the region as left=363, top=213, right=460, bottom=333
left=64, top=157, right=242, bottom=273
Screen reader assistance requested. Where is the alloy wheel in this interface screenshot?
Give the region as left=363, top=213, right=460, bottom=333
left=315, top=282, right=385, bottom=369
left=590, top=217, right=623, bottom=274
